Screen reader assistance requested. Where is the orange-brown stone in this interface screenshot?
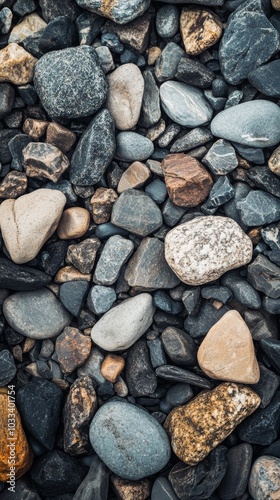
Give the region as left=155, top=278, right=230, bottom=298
left=54, top=265, right=91, bottom=283
left=90, top=187, right=118, bottom=224
left=101, top=354, right=125, bottom=383
left=55, top=327, right=92, bottom=374
left=46, top=122, right=76, bottom=153
left=57, top=207, right=90, bottom=239
left=111, top=475, right=151, bottom=500
left=162, top=153, right=213, bottom=207
left=22, top=118, right=48, bottom=140
left=117, top=161, right=151, bottom=194
left=180, top=7, right=223, bottom=56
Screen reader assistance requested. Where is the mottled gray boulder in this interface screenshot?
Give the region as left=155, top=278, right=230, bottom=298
left=75, top=0, right=151, bottom=24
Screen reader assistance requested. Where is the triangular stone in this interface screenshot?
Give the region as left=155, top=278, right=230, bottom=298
left=197, top=310, right=260, bottom=384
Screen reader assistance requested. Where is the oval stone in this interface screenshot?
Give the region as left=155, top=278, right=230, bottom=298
left=211, top=100, right=280, bottom=148
left=249, top=456, right=280, bottom=500
left=160, top=81, right=213, bottom=127
left=164, top=216, right=253, bottom=285
left=116, top=132, right=154, bottom=161
left=89, top=401, right=171, bottom=479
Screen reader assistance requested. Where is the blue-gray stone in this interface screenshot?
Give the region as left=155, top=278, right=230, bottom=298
left=8, top=133, right=32, bottom=171
left=95, top=45, right=114, bottom=73
left=0, top=349, right=16, bottom=386
left=201, top=285, right=233, bottom=304
left=158, top=124, right=181, bottom=149
left=232, top=142, right=265, bottom=164
left=224, top=181, right=251, bottom=230
left=165, top=383, right=194, bottom=408
left=176, top=58, right=214, bottom=89
left=0, top=258, right=51, bottom=291
left=182, top=287, right=201, bottom=316
left=160, top=81, right=213, bottom=127
left=101, top=32, right=123, bottom=53
left=211, top=100, right=280, bottom=148
left=246, top=166, right=280, bottom=199
left=221, top=271, right=262, bottom=309
left=87, top=285, right=116, bottom=315
left=145, top=179, right=167, bottom=204
left=261, top=224, right=280, bottom=253
left=75, top=0, right=151, bottom=24
left=38, top=16, right=78, bottom=53
left=162, top=198, right=186, bottom=227
left=156, top=5, right=179, bottom=38
left=155, top=365, right=212, bottom=389
left=218, top=444, right=253, bottom=500
left=73, top=455, right=109, bottom=500
left=237, top=190, right=280, bottom=226
left=0, top=7, right=12, bottom=34
left=44, top=179, right=77, bottom=204
left=155, top=43, right=184, bottom=82
left=204, top=89, right=226, bottom=111
left=93, top=235, right=133, bottom=286
left=260, top=338, right=280, bottom=374
left=247, top=254, right=280, bottom=299
left=140, top=69, right=161, bottom=128
left=170, top=127, right=213, bottom=154
left=152, top=477, right=179, bottom=500
left=89, top=401, right=171, bottom=480
left=249, top=60, right=280, bottom=98
left=251, top=364, right=280, bottom=408
left=0, top=83, right=14, bottom=120
left=212, top=78, right=228, bottom=97
left=219, top=0, right=280, bottom=85
left=184, top=302, right=230, bottom=338
left=147, top=338, right=167, bottom=368
left=224, top=89, right=243, bottom=109
left=263, top=296, right=280, bottom=314
left=76, top=12, right=105, bottom=46
left=153, top=291, right=182, bottom=314
left=116, top=132, right=154, bottom=161
left=95, top=223, right=128, bottom=240
left=59, top=280, right=89, bottom=317
left=207, top=176, right=235, bottom=209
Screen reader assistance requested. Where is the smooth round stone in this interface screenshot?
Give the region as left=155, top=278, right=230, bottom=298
left=249, top=455, right=280, bottom=500
left=89, top=401, right=171, bottom=480
left=3, top=288, right=71, bottom=339
left=165, top=216, right=253, bottom=286
left=160, top=81, right=213, bottom=127
left=156, top=5, right=179, bottom=38
left=211, top=100, right=280, bottom=148
left=116, top=132, right=154, bottom=161
left=0, top=349, right=16, bottom=386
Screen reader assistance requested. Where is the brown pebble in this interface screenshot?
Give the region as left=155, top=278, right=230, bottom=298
left=114, top=376, right=129, bottom=398
left=46, top=122, right=76, bottom=153
left=268, top=145, right=280, bottom=176
left=111, top=475, right=151, bottom=500
left=148, top=46, right=161, bottom=65
left=103, top=12, right=153, bottom=54
left=53, top=379, right=69, bottom=390
left=212, top=300, right=224, bottom=310
left=146, top=119, right=166, bottom=142
left=0, top=43, right=37, bottom=85
left=55, top=327, right=92, bottom=374
left=66, top=238, right=101, bottom=274
left=247, top=228, right=262, bottom=245
left=23, top=142, right=69, bottom=183
left=57, top=207, right=90, bottom=239
left=117, top=161, right=151, bottom=194
left=12, top=345, right=22, bottom=362
left=0, top=171, right=27, bottom=199
left=101, top=354, right=125, bottom=383
left=22, top=338, right=36, bottom=353
left=180, top=7, right=223, bottom=55
left=22, top=118, right=48, bottom=140
left=54, top=265, right=92, bottom=283
left=90, top=187, right=118, bottom=224
left=272, top=0, right=280, bottom=9
left=237, top=154, right=251, bottom=169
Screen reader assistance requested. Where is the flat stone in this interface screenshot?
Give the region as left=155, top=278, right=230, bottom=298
left=260, top=338, right=280, bottom=373
left=93, top=235, right=133, bottom=285
left=124, top=237, right=180, bottom=290
left=198, top=310, right=260, bottom=384
left=103, top=11, right=153, bottom=53
left=89, top=401, right=171, bottom=480
left=73, top=455, right=109, bottom=500
left=182, top=287, right=201, bottom=315
left=0, top=257, right=51, bottom=290
left=147, top=337, right=167, bottom=368
left=211, top=100, right=280, bottom=148
left=238, top=391, right=280, bottom=445
left=156, top=365, right=212, bottom=389
left=246, top=166, right=280, bottom=199
left=180, top=7, right=223, bottom=55
left=125, top=339, right=157, bottom=397
left=56, top=327, right=91, bottom=374
left=117, top=161, right=151, bottom=193
left=3, top=288, right=71, bottom=339
left=9, top=13, right=46, bottom=43
left=57, top=207, right=90, bottom=239
left=249, top=455, right=280, bottom=500
left=111, top=189, right=162, bottom=237
left=165, top=384, right=194, bottom=408
left=34, top=46, right=107, bottom=120
left=91, top=293, right=154, bottom=351
left=156, top=5, right=179, bottom=38
left=0, top=43, right=37, bottom=85
left=248, top=60, right=280, bottom=98
left=164, top=382, right=260, bottom=465
left=251, top=364, right=280, bottom=408
left=269, top=145, right=280, bottom=177
left=0, top=83, right=14, bottom=120
left=116, top=132, right=154, bottom=161
left=219, top=0, right=279, bottom=84
left=175, top=57, right=214, bottom=88
left=87, top=285, right=116, bottom=315
left=238, top=190, right=280, bottom=226
left=0, top=350, right=16, bottom=386
left=203, top=139, right=238, bottom=175
left=23, top=142, right=69, bottom=182
left=0, top=188, right=66, bottom=264
left=160, top=81, right=213, bottom=127
left=90, top=187, right=118, bottom=224
left=145, top=179, right=167, bottom=204
left=165, top=216, right=253, bottom=285
left=59, top=280, right=89, bottom=317
left=54, top=265, right=91, bottom=283
left=161, top=326, right=197, bottom=366
left=139, top=69, right=161, bottom=128
left=75, top=0, right=151, bottom=24
left=46, top=122, right=76, bottom=153
left=38, top=15, right=77, bottom=53
left=218, top=444, right=253, bottom=500
left=162, top=153, right=213, bottom=207
left=66, top=238, right=101, bottom=274
left=170, top=127, right=213, bottom=154
left=77, top=347, right=105, bottom=386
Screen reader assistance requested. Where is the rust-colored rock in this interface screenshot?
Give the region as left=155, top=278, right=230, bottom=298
left=0, top=171, right=27, bottom=199
left=117, top=162, right=151, bottom=194
left=180, top=7, right=223, bottom=56
left=55, top=327, right=92, bottom=374
left=63, top=375, right=98, bottom=455
left=90, top=188, right=118, bottom=224
left=165, top=382, right=260, bottom=465
left=46, top=122, right=76, bottom=153
left=0, top=43, right=37, bottom=85
left=0, top=387, right=33, bottom=481
left=54, top=265, right=92, bottom=283
left=101, top=354, right=125, bottom=383
left=111, top=475, right=151, bottom=500
left=66, top=238, right=101, bottom=274
left=162, top=153, right=213, bottom=207
left=23, top=142, right=69, bottom=183
left=103, top=12, right=153, bottom=54
left=22, top=118, right=49, bottom=140
left=57, top=207, right=90, bottom=239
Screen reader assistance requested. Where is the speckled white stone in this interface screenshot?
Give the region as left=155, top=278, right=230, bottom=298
left=249, top=456, right=280, bottom=500
left=164, top=216, right=253, bottom=285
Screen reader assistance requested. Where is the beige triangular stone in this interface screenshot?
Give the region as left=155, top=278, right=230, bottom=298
left=197, top=310, right=260, bottom=384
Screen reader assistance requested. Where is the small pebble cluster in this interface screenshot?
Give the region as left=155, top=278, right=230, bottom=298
left=0, top=0, right=280, bottom=499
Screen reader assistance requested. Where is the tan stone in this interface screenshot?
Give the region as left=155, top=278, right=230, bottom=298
left=90, top=187, right=118, bottom=224
left=23, top=338, right=36, bottom=354
left=103, top=12, right=153, bottom=53
left=0, top=171, right=27, bottom=199
left=111, top=475, right=151, bottom=500
left=25, top=362, right=41, bottom=377
left=180, top=7, right=223, bottom=55
left=8, top=13, right=46, bottom=44
left=54, top=265, right=91, bottom=283
left=148, top=46, right=162, bottom=65
left=66, top=238, right=101, bottom=274
left=247, top=228, right=262, bottom=245
left=198, top=310, right=260, bottom=384
left=165, top=382, right=260, bottom=465
left=272, top=0, right=280, bottom=10
left=23, top=142, right=70, bottom=183
left=269, top=145, right=280, bottom=176
left=56, top=327, right=92, bottom=374
left=57, top=207, right=90, bottom=239
left=117, top=162, right=151, bottom=193
left=0, top=388, right=33, bottom=481
left=146, top=119, right=166, bottom=142
left=0, top=43, right=37, bottom=85
left=101, top=354, right=125, bottom=383
left=46, top=122, right=76, bottom=153
left=23, top=118, right=49, bottom=140
left=249, top=456, right=280, bottom=500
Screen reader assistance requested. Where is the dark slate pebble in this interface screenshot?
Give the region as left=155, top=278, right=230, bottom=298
left=38, top=16, right=77, bottom=53
left=212, top=78, right=228, bottom=97
left=147, top=338, right=167, bottom=368
left=16, top=378, right=63, bottom=450
left=260, top=338, right=280, bottom=373
left=44, top=179, right=78, bottom=205
left=248, top=59, right=280, bottom=98
left=155, top=365, right=212, bottom=389
left=251, top=364, right=280, bottom=408
left=218, top=444, right=253, bottom=500
left=73, top=455, right=109, bottom=500
left=182, top=287, right=201, bottom=315
left=41, top=240, right=68, bottom=276
left=139, top=69, right=161, bottom=128
left=156, top=4, right=179, bottom=38
left=237, top=190, right=280, bottom=226
left=161, top=327, right=197, bottom=366
left=59, top=280, right=89, bottom=317
left=18, top=84, right=38, bottom=106
left=246, top=166, right=280, bottom=199
left=184, top=302, right=230, bottom=338
left=201, top=285, right=233, bottom=304
left=0, top=349, right=16, bottom=386
left=175, top=57, right=214, bottom=89
left=76, top=12, right=105, bottom=46
left=0, top=129, right=21, bottom=164
left=95, top=223, right=128, bottom=240
left=165, top=383, right=194, bottom=408
left=153, top=291, right=182, bottom=315
left=151, top=477, right=180, bottom=500
left=202, top=139, right=238, bottom=175
left=0, top=258, right=51, bottom=290
left=232, top=142, right=265, bottom=164
left=125, top=339, right=157, bottom=397
left=36, top=360, right=53, bottom=380
left=154, top=310, right=184, bottom=331
left=263, top=296, right=280, bottom=314
left=224, top=89, right=243, bottom=109
left=0, top=83, right=14, bottom=120
left=13, top=0, right=37, bottom=16
left=87, top=285, right=116, bottom=315
left=170, top=127, right=213, bottom=154
left=145, top=179, right=167, bottom=204
left=221, top=271, right=261, bottom=309
left=38, top=0, right=80, bottom=22
left=207, top=176, right=235, bottom=210
left=8, top=133, right=33, bottom=172
left=162, top=198, right=186, bottom=227
left=264, top=440, right=280, bottom=459
left=155, top=42, right=184, bottom=83
left=247, top=254, right=280, bottom=299
left=0, top=479, right=40, bottom=499
left=101, top=32, right=124, bottom=54
left=223, top=181, right=251, bottom=231
left=204, top=90, right=227, bottom=111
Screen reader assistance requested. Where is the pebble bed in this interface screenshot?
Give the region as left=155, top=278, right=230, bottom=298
left=0, top=0, right=280, bottom=499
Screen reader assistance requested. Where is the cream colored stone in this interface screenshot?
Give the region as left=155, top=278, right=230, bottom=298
left=272, top=0, right=280, bottom=10
left=268, top=145, right=280, bottom=176
left=0, top=189, right=66, bottom=264
left=180, top=7, right=223, bottom=55
left=0, top=43, right=37, bottom=85
left=148, top=46, right=162, bottom=65
left=57, top=207, right=90, bottom=239
left=198, top=310, right=260, bottom=384
left=9, top=13, right=46, bottom=44
left=117, top=161, right=151, bottom=193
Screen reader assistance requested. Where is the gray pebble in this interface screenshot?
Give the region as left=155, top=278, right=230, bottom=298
left=116, top=132, right=154, bottom=161
left=87, top=285, right=116, bottom=315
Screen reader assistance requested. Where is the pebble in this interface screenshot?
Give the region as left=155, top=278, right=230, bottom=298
left=221, top=271, right=261, bottom=309
left=170, top=127, right=213, bottom=154
left=203, top=139, right=238, bottom=175
left=91, top=293, right=154, bottom=351
left=116, top=132, right=154, bottom=161
left=238, top=391, right=280, bottom=445
left=175, top=57, right=215, bottom=89
left=8, top=13, right=46, bottom=44
left=0, top=349, right=16, bottom=386
left=23, top=118, right=48, bottom=140
left=151, top=477, right=179, bottom=500
left=125, top=339, right=157, bottom=396
left=180, top=7, right=223, bottom=55
left=46, top=122, right=76, bottom=154
left=111, top=189, right=162, bottom=236
left=165, top=216, right=253, bottom=285
left=87, top=285, right=116, bottom=315
left=156, top=5, right=179, bottom=38
left=54, top=265, right=91, bottom=283
left=156, top=365, right=212, bottom=389
left=73, top=455, right=109, bottom=499
left=38, top=15, right=77, bottom=53
left=160, top=81, right=213, bottom=127
left=218, top=444, right=253, bottom=499
left=198, top=310, right=260, bottom=384
left=155, top=42, right=185, bottom=83
left=140, top=69, right=161, bottom=128
left=260, top=338, right=280, bottom=373
left=111, top=475, right=150, bottom=500
left=182, top=287, right=200, bottom=315
left=95, top=45, right=115, bottom=73
left=248, top=60, right=280, bottom=98
left=117, top=161, right=151, bottom=193
left=269, top=145, right=280, bottom=176
left=89, top=188, right=117, bottom=224
left=101, top=354, right=125, bottom=383
left=107, top=64, right=144, bottom=130
left=23, top=142, right=69, bottom=182
left=246, top=165, right=280, bottom=199
left=89, top=401, right=171, bottom=480
left=34, top=46, right=107, bottom=120
left=206, top=175, right=235, bottom=210
left=0, top=257, right=51, bottom=290
left=161, top=326, right=197, bottom=366
left=0, top=83, right=14, bottom=120
left=67, top=239, right=100, bottom=276
left=165, top=382, right=260, bottom=465
left=0, top=188, right=66, bottom=264
left=201, top=285, right=232, bottom=303
left=249, top=455, right=280, bottom=500
left=93, top=235, right=133, bottom=285
left=211, top=100, right=280, bottom=148
left=57, top=207, right=90, bottom=239
left=147, top=338, right=167, bottom=368
left=103, top=11, right=153, bottom=54
left=59, top=280, right=89, bottom=317
left=3, top=288, right=71, bottom=339
left=76, top=0, right=151, bottom=24
left=77, top=347, right=105, bottom=386
left=238, top=190, right=280, bottom=226
left=0, top=43, right=37, bottom=85
left=251, top=364, right=280, bottom=409
left=56, top=326, right=91, bottom=374
left=145, top=179, right=167, bottom=204
left=0, top=7, right=12, bottom=35
left=224, top=181, right=251, bottom=230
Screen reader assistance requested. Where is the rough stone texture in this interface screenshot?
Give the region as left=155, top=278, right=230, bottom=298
left=117, top=161, right=151, bottom=193
left=23, top=118, right=49, bottom=140
left=0, top=171, right=27, bottom=199
left=90, top=188, right=118, bottom=224
left=269, top=145, right=280, bottom=176
left=247, top=254, right=280, bottom=299
left=91, top=293, right=155, bottom=351
left=0, top=258, right=51, bottom=290
left=46, top=122, right=76, bottom=153
left=165, top=216, right=253, bottom=285
left=8, top=13, right=46, bottom=43
left=56, top=327, right=91, bottom=374
left=248, top=60, right=280, bottom=98
left=111, top=475, right=151, bottom=500
left=63, top=376, right=98, bottom=455
left=3, top=288, right=71, bottom=339
left=57, top=207, right=90, bottom=239
left=103, top=11, right=153, bottom=53
left=89, top=401, right=171, bottom=480
left=249, top=455, right=280, bottom=500
left=0, top=43, right=37, bottom=85
left=116, top=132, right=154, bottom=161
left=202, top=139, right=238, bottom=175
left=161, top=327, right=197, bottom=366
left=238, top=391, right=280, bottom=445
left=93, top=235, right=133, bottom=285
left=0, top=188, right=66, bottom=264
left=140, top=69, right=161, bottom=128
left=23, top=142, right=69, bottom=182
left=237, top=190, right=280, bottom=226
left=211, top=100, right=280, bottom=148
left=55, top=265, right=91, bottom=283
left=180, top=7, right=223, bottom=55
left=34, top=46, right=107, bottom=120
left=67, top=238, right=101, bottom=274
left=0, top=388, right=33, bottom=481
left=125, top=237, right=180, bottom=290
left=107, top=64, right=144, bottom=130
left=164, top=383, right=260, bottom=465
left=162, top=153, right=213, bottom=207
left=101, top=354, right=125, bottom=383
left=75, top=0, right=151, bottom=24
left=125, top=338, right=157, bottom=397
left=198, top=310, right=260, bottom=384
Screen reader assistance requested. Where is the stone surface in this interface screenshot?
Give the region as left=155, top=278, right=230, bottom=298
left=260, top=338, right=280, bottom=374
left=211, top=100, right=280, bottom=148
left=248, top=60, right=280, bottom=98
left=165, top=216, right=253, bottom=285
left=161, top=327, right=197, bottom=366
left=140, top=69, right=161, bottom=128
left=111, top=475, right=151, bottom=500
left=116, top=132, right=154, bottom=161
left=155, top=42, right=185, bottom=83
left=55, top=265, right=91, bottom=283
left=90, top=188, right=118, bottom=224
left=170, top=127, right=213, bottom=154
left=67, top=238, right=101, bottom=274
left=0, top=43, right=37, bottom=85
left=156, top=5, right=179, bottom=38
left=34, top=46, right=107, bottom=120
left=59, top=280, right=89, bottom=317
left=3, top=288, right=71, bottom=339
left=165, top=382, right=260, bottom=465
left=175, top=57, right=214, bottom=89
left=246, top=165, right=280, bottom=199
left=221, top=271, right=261, bottom=309
left=251, top=364, right=280, bottom=409
left=103, top=11, right=153, bottom=53
left=249, top=455, right=280, bottom=500
left=125, top=339, right=157, bottom=397
left=156, top=365, right=212, bottom=389
left=56, top=327, right=91, bottom=374
left=162, top=153, right=213, bottom=207
left=198, top=310, right=260, bottom=384
left=77, top=347, right=105, bottom=386
left=101, top=354, right=125, bottom=383
left=0, top=350, right=16, bottom=386
left=0, top=83, right=14, bottom=120
left=91, top=293, right=154, bottom=351
left=218, top=444, right=253, bottom=500
left=238, top=190, right=280, bottom=226
left=117, top=161, right=151, bottom=193
left=73, top=455, right=109, bottom=500
left=151, top=477, right=179, bottom=500
left=38, top=15, right=77, bottom=53
left=57, top=207, right=90, bottom=239
left=0, top=258, right=51, bottom=290
left=0, top=188, right=66, bottom=264
left=180, top=7, right=223, bottom=55
left=89, top=401, right=171, bottom=480
left=93, top=236, right=132, bottom=286
left=160, top=81, right=213, bottom=127
left=23, top=142, right=69, bottom=182
left=203, top=139, right=238, bottom=175
left=23, top=118, right=49, bottom=140
left=8, top=13, right=46, bottom=44
left=46, top=122, right=76, bottom=153
left=75, top=0, right=151, bottom=24
left=87, top=285, right=116, bottom=315
left=269, top=145, right=280, bottom=176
